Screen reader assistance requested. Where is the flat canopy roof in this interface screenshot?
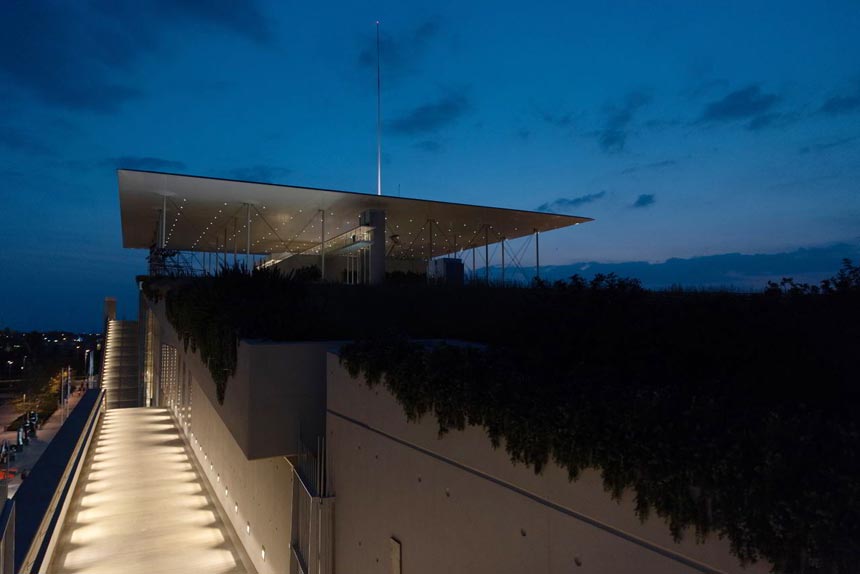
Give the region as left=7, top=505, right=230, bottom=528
left=119, top=170, right=592, bottom=259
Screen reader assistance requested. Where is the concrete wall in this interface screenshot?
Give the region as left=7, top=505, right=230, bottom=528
left=149, top=301, right=297, bottom=574
left=183, top=376, right=294, bottom=574
left=147, top=298, right=329, bottom=459
left=325, top=351, right=773, bottom=574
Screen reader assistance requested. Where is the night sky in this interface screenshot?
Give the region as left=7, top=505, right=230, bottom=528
left=1, top=1, right=859, bottom=331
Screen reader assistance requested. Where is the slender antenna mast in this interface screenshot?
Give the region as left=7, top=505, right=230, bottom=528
left=376, top=20, right=382, bottom=196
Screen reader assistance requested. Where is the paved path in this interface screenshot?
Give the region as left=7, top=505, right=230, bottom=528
left=1, top=391, right=84, bottom=497
left=47, top=408, right=252, bottom=574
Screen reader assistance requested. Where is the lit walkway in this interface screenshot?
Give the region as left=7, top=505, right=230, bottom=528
left=48, top=408, right=252, bottom=574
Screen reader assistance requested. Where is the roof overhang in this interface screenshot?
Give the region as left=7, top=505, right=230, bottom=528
left=118, top=169, right=592, bottom=259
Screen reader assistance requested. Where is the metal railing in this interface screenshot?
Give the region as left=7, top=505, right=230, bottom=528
left=13, top=389, right=104, bottom=574
left=0, top=486, right=14, bottom=574
left=291, top=432, right=334, bottom=574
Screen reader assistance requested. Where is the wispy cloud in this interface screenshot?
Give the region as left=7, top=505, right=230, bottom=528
left=598, top=91, right=650, bottom=153
left=414, top=140, right=443, bottom=153
left=104, top=156, right=187, bottom=171
left=388, top=91, right=470, bottom=135
left=632, top=194, right=656, bottom=208
left=799, top=136, right=858, bottom=154
left=682, top=78, right=730, bottom=100
left=0, top=1, right=269, bottom=112
left=94, top=1, right=270, bottom=44
left=0, top=125, right=52, bottom=155
left=619, top=159, right=678, bottom=175
left=539, top=110, right=576, bottom=129
left=224, top=165, right=292, bottom=182
left=698, top=85, right=781, bottom=130
left=537, top=191, right=606, bottom=213
left=819, top=81, right=860, bottom=116
left=358, top=20, right=441, bottom=80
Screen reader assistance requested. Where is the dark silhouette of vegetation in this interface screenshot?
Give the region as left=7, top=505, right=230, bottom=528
left=765, top=258, right=860, bottom=295
left=384, top=270, right=427, bottom=284
left=143, top=261, right=860, bottom=573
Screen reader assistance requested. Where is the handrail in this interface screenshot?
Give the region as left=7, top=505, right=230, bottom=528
left=14, top=389, right=104, bottom=574
left=0, top=493, right=14, bottom=573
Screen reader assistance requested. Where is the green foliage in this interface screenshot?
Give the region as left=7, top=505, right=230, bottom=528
left=8, top=368, right=62, bottom=430
left=340, top=283, right=859, bottom=574
left=145, top=263, right=859, bottom=572
left=158, top=266, right=323, bottom=403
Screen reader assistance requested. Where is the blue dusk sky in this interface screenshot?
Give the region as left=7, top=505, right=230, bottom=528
left=1, top=1, right=859, bottom=331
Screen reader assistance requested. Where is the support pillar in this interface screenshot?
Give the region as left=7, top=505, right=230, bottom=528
left=427, top=218, right=434, bottom=282
left=535, top=229, right=540, bottom=281
left=484, top=225, right=489, bottom=284
left=360, top=209, right=386, bottom=284
left=320, top=209, right=326, bottom=280
left=245, top=203, right=252, bottom=272
left=501, top=238, right=506, bottom=285
left=160, top=195, right=167, bottom=249
left=471, top=247, right=476, bottom=283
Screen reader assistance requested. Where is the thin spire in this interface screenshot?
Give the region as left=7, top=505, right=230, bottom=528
left=376, top=20, right=382, bottom=196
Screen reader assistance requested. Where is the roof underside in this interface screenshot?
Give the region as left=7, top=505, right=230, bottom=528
left=118, top=170, right=592, bottom=259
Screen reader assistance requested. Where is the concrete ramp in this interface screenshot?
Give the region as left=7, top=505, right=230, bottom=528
left=47, top=408, right=252, bottom=574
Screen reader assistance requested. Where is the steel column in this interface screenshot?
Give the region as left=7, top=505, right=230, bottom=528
left=320, top=209, right=326, bottom=280
left=484, top=225, right=489, bottom=284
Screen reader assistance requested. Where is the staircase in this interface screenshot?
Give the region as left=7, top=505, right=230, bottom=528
left=102, top=320, right=139, bottom=408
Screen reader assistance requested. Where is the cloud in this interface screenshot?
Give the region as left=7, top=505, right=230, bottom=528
left=539, top=111, right=575, bottom=129
left=414, top=140, right=442, bottom=153
left=224, top=165, right=293, bottom=182
left=515, top=128, right=531, bottom=141
left=619, top=159, right=678, bottom=175
left=699, top=85, right=781, bottom=130
left=103, top=156, right=187, bottom=171
left=682, top=78, right=730, bottom=100
left=537, top=191, right=606, bottom=213
left=92, top=0, right=271, bottom=44
left=643, top=118, right=681, bottom=130
left=799, top=136, right=858, bottom=154
left=819, top=82, right=860, bottom=116
left=0, top=125, right=52, bottom=155
left=598, top=91, right=650, bottom=153
left=632, top=194, right=656, bottom=208
left=388, top=92, right=470, bottom=135
left=0, top=1, right=268, bottom=112
left=358, top=20, right=441, bottom=80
